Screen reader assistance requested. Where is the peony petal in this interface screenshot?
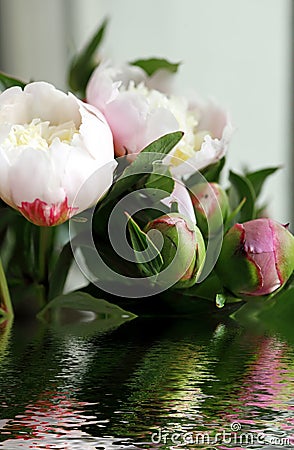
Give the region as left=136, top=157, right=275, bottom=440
left=8, top=147, right=65, bottom=206
left=243, top=218, right=275, bottom=253
left=24, top=82, right=81, bottom=127
left=0, top=148, right=13, bottom=207
left=249, top=251, right=281, bottom=295
left=161, top=180, right=196, bottom=224
left=104, top=91, right=149, bottom=156
left=143, top=107, right=180, bottom=150
left=86, top=62, right=121, bottom=112
left=170, top=134, right=224, bottom=177
left=19, top=197, right=77, bottom=227
left=189, top=98, right=230, bottom=139
left=113, top=63, right=147, bottom=87
left=0, top=87, right=31, bottom=124
left=69, top=160, right=117, bottom=212
left=75, top=99, right=114, bottom=163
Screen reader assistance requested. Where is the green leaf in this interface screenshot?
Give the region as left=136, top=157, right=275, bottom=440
left=37, top=291, right=136, bottom=327
left=130, top=58, right=180, bottom=76
left=224, top=197, right=246, bottom=231
left=246, top=166, right=280, bottom=199
left=228, top=171, right=256, bottom=222
left=100, top=131, right=183, bottom=208
left=0, top=72, right=26, bottom=90
left=186, top=158, right=226, bottom=187
left=145, top=161, right=174, bottom=194
left=126, top=213, right=163, bottom=277
left=202, top=157, right=226, bottom=183
left=48, top=242, right=73, bottom=301
left=68, top=18, right=108, bottom=95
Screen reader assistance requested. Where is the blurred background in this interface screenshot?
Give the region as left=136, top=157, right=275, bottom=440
left=0, top=0, right=292, bottom=223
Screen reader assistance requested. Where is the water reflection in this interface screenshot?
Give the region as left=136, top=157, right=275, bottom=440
left=0, top=315, right=294, bottom=449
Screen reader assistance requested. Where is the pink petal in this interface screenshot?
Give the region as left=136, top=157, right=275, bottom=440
left=19, top=197, right=77, bottom=226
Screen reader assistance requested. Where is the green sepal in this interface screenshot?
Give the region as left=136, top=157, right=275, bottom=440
left=216, top=224, right=261, bottom=296
left=126, top=213, right=163, bottom=277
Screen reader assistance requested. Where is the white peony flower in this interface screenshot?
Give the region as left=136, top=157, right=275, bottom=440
left=0, top=82, right=116, bottom=226
left=86, top=62, right=233, bottom=175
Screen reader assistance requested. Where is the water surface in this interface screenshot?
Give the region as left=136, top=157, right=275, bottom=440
left=0, top=313, right=294, bottom=449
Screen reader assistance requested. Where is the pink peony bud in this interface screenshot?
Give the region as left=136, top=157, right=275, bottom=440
left=145, top=213, right=206, bottom=289
left=216, top=218, right=294, bottom=297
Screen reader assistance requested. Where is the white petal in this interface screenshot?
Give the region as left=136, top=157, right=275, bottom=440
left=0, top=148, right=13, bottom=206
left=69, top=159, right=117, bottom=212
left=24, top=82, right=81, bottom=127
left=8, top=147, right=65, bottom=206
left=75, top=99, right=114, bottom=163
left=86, top=62, right=121, bottom=112
left=161, top=180, right=196, bottom=224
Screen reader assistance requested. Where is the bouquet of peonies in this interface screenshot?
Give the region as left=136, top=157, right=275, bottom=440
left=0, top=20, right=293, bottom=320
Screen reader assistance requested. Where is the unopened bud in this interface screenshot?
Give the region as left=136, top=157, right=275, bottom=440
left=216, top=218, right=294, bottom=297
left=145, top=213, right=206, bottom=288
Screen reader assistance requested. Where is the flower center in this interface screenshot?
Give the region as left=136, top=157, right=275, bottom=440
left=3, top=118, right=78, bottom=151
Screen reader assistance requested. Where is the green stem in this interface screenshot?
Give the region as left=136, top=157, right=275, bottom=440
left=38, top=226, right=55, bottom=300
left=0, top=256, right=13, bottom=319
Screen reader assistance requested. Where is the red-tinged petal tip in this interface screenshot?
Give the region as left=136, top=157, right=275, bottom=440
left=19, top=198, right=78, bottom=226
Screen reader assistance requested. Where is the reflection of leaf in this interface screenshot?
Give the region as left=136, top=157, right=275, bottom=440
left=0, top=318, right=13, bottom=362
left=0, top=257, right=13, bottom=319
left=131, top=58, right=180, bottom=76
left=37, top=292, right=136, bottom=335
left=232, top=287, right=294, bottom=343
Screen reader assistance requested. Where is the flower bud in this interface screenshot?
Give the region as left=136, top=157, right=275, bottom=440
left=145, top=213, right=206, bottom=289
left=191, top=182, right=229, bottom=238
left=216, top=218, right=294, bottom=297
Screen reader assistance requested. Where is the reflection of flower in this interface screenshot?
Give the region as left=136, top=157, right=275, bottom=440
left=86, top=62, right=233, bottom=173
left=0, top=82, right=116, bottom=226
left=222, top=335, right=294, bottom=440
